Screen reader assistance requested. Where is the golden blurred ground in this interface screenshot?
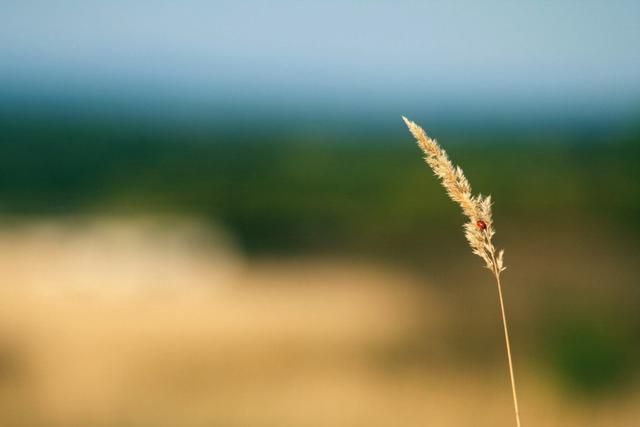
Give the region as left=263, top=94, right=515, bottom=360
left=0, top=218, right=637, bottom=426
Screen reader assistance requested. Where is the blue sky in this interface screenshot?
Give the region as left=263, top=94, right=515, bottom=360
left=1, top=1, right=639, bottom=124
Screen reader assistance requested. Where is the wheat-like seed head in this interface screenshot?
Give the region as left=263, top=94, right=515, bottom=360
left=402, top=116, right=505, bottom=275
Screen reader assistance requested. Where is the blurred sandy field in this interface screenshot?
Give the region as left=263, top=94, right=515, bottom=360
left=0, top=218, right=638, bottom=427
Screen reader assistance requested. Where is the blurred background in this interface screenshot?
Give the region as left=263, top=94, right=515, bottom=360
left=1, top=1, right=639, bottom=426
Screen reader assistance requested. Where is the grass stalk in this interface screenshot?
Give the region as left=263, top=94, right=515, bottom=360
left=402, top=116, right=521, bottom=426
left=492, top=254, right=521, bottom=427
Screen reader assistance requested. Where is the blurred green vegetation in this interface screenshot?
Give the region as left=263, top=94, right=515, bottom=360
left=546, top=316, right=636, bottom=395
left=1, top=117, right=638, bottom=257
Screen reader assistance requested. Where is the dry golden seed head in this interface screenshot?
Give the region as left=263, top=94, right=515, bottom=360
left=403, top=116, right=505, bottom=275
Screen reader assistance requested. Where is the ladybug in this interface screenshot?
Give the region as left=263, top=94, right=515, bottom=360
left=476, top=220, right=487, bottom=230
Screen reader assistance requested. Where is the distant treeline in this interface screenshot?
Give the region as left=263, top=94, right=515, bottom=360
left=1, top=117, right=639, bottom=254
